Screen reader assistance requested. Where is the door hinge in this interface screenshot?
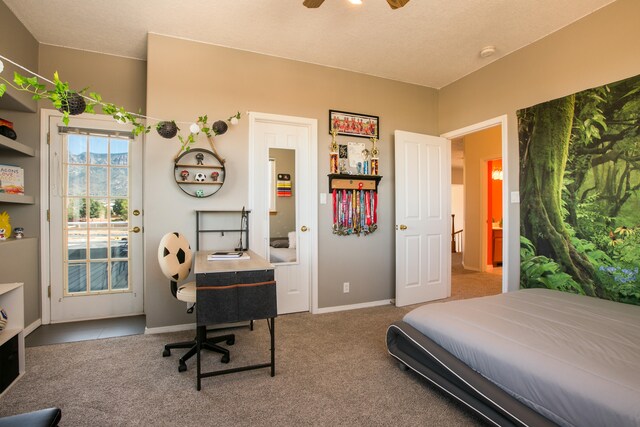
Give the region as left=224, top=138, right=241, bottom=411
left=48, top=285, right=51, bottom=298
left=47, top=132, right=50, bottom=145
left=47, top=209, right=50, bottom=221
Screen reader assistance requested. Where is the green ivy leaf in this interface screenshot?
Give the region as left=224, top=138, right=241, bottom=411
left=13, top=72, right=26, bottom=86
left=0, top=83, right=5, bottom=97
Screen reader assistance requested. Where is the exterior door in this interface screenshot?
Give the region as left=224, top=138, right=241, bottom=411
left=249, top=113, right=317, bottom=314
left=395, top=130, right=451, bottom=306
left=49, top=115, right=143, bottom=322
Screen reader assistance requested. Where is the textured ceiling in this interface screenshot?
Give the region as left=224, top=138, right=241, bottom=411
left=4, top=0, right=615, bottom=89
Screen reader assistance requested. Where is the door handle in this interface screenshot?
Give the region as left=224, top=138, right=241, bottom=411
left=130, top=226, right=141, bottom=233
left=399, top=224, right=408, bottom=230
left=300, top=226, right=309, bottom=232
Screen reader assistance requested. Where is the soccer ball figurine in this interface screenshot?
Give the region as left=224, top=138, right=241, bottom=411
left=157, top=232, right=192, bottom=282
left=194, top=172, right=206, bottom=182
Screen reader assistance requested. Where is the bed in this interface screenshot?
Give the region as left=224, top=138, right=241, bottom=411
left=269, top=235, right=296, bottom=263
left=386, top=288, right=640, bottom=426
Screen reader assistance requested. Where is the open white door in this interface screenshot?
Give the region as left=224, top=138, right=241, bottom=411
left=395, top=130, right=451, bottom=306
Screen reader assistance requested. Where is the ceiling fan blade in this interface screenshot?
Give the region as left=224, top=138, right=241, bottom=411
left=303, top=0, right=325, bottom=8
left=386, top=0, right=410, bottom=9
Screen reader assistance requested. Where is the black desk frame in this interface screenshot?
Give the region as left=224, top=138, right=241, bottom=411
left=194, top=257, right=277, bottom=391
left=196, top=317, right=275, bottom=390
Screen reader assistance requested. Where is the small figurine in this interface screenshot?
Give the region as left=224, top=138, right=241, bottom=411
left=0, top=212, right=10, bottom=239
left=195, top=190, right=205, bottom=198
left=180, top=170, right=189, bottom=181
left=13, top=227, right=24, bottom=239
left=195, top=153, right=205, bottom=165
left=194, top=172, right=206, bottom=182
left=211, top=171, right=220, bottom=182
left=357, top=162, right=362, bottom=175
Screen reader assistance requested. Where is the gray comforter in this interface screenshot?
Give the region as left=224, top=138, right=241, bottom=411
left=403, top=288, right=640, bottom=426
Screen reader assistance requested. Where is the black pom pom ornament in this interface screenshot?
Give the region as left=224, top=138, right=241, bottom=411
left=212, top=120, right=228, bottom=136
left=156, top=121, right=178, bottom=139
left=58, top=92, right=86, bottom=116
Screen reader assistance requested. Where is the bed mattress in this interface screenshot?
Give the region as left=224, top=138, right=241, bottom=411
left=400, top=289, right=640, bottom=426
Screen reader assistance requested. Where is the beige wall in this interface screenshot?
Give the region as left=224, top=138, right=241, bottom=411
left=39, top=45, right=147, bottom=114
left=462, top=126, right=501, bottom=271
left=439, top=0, right=640, bottom=290
left=145, top=34, right=439, bottom=327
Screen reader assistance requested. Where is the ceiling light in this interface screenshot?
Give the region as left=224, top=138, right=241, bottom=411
left=480, top=46, right=496, bottom=58
left=349, top=0, right=363, bottom=4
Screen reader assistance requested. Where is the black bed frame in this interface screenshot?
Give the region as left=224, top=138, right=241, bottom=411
left=386, top=321, right=557, bottom=427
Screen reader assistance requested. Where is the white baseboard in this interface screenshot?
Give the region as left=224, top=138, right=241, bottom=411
left=145, top=322, right=196, bottom=335
left=313, top=299, right=393, bottom=314
left=24, top=318, right=42, bottom=337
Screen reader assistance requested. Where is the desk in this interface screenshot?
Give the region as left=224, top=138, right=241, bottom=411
left=194, top=250, right=276, bottom=390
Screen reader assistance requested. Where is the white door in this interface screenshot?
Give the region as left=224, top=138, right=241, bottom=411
left=249, top=113, right=317, bottom=314
left=49, top=115, right=143, bottom=322
left=395, top=130, right=451, bottom=306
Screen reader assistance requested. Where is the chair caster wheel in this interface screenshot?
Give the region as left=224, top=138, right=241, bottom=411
left=162, top=349, right=170, bottom=357
left=227, top=337, right=235, bottom=345
left=221, top=354, right=230, bottom=364
left=178, top=361, right=187, bottom=372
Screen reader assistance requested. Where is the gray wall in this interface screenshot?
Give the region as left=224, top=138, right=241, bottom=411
left=439, top=0, right=640, bottom=292
left=0, top=2, right=40, bottom=326
left=145, top=34, right=439, bottom=328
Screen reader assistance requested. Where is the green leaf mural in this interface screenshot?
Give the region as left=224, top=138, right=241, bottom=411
left=518, top=74, right=640, bottom=305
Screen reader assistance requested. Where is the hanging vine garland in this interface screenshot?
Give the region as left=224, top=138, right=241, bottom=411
left=0, top=54, right=241, bottom=158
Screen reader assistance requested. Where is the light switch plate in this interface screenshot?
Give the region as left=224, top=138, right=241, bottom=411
left=320, top=193, right=327, bottom=204
left=510, top=191, right=520, bottom=203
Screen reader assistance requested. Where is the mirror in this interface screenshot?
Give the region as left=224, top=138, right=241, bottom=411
left=268, top=148, right=297, bottom=264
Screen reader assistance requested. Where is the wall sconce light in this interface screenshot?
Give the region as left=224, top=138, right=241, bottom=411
left=492, top=168, right=503, bottom=181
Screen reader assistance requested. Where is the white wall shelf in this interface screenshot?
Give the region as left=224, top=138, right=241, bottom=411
left=0, top=193, right=35, bottom=204
left=0, top=134, right=35, bottom=157
left=0, top=282, right=25, bottom=397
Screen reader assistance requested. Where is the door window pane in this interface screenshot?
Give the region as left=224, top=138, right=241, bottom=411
left=111, top=139, right=129, bottom=165
left=90, top=230, right=109, bottom=259
left=110, top=231, right=128, bottom=258
left=67, top=198, right=87, bottom=225
left=111, top=168, right=128, bottom=197
left=90, top=262, right=108, bottom=291
left=68, top=165, right=86, bottom=196
left=89, top=137, right=108, bottom=165
left=67, top=135, right=87, bottom=164
left=68, top=263, right=87, bottom=293
left=89, top=166, right=108, bottom=196
left=89, top=198, right=108, bottom=226
left=110, top=199, right=128, bottom=224
left=68, top=229, right=87, bottom=260
left=112, top=261, right=129, bottom=290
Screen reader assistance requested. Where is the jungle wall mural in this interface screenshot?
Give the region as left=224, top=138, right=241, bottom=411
left=518, top=74, right=640, bottom=305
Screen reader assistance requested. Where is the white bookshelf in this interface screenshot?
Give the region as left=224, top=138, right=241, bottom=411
left=0, top=282, right=25, bottom=397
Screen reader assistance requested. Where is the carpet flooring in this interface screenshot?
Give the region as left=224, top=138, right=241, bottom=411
left=1, top=253, right=499, bottom=426
left=1, top=305, right=488, bottom=426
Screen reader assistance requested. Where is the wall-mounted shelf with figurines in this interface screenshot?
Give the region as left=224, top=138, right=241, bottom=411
left=174, top=148, right=225, bottom=198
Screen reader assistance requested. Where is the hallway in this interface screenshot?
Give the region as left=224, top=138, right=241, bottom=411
left=449, top=252, right=502, bottom=301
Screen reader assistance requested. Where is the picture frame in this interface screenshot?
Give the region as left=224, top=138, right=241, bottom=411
left=329, top=110, right=379, bottom=139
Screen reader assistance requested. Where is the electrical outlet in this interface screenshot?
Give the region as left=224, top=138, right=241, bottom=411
left=343, top=282, right=350, bottom=293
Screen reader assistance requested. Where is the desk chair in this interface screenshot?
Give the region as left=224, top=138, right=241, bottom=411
left=158, top=232, right=235, bottom=372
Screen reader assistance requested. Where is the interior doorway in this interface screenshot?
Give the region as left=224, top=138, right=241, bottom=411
left=445, top=118, right=506, bottom=300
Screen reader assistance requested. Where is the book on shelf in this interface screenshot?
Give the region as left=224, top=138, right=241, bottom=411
left=0, top=164, right=24, bottom=195
left=207, top=251, right=250, bottom=261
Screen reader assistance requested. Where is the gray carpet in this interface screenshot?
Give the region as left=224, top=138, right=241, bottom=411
left=0, top=305, right=486, bottom=426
